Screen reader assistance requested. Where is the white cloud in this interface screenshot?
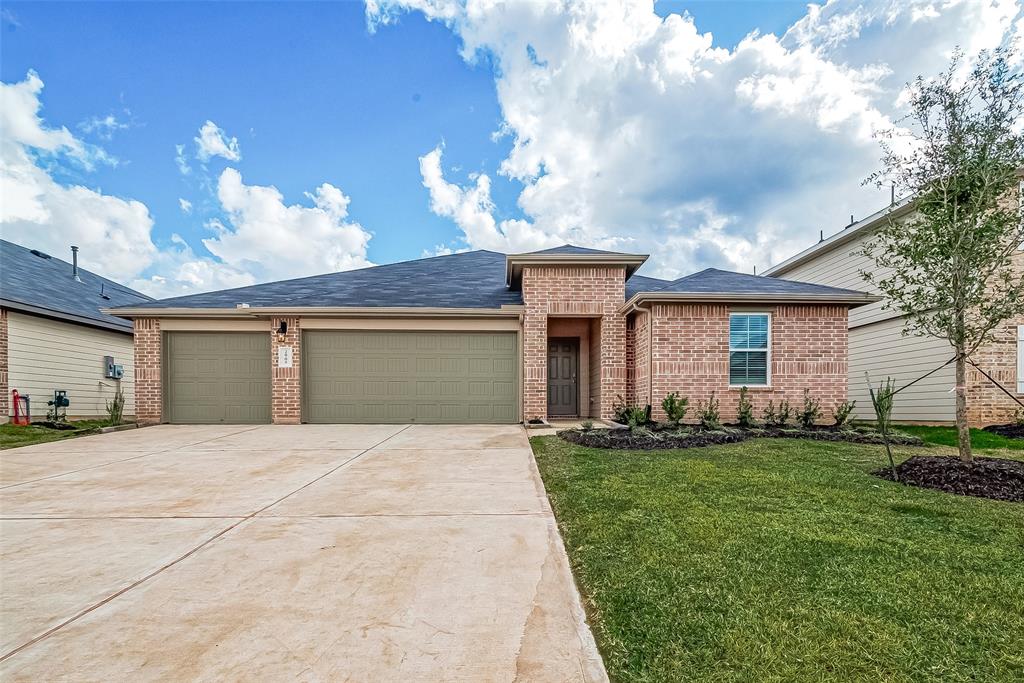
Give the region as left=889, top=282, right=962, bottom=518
left=0, top=71, right=156, bottom=281
left=370, top=0, right=1023, bottom=278
left=174, top=143, right=191, bottom=176
left=194, top=120, right=241, bottom=162
left=201, top=168, right=373, bottom=282
left=1, top=71, right=374, bottom=299
left=78, top=113, right=129, bottom=140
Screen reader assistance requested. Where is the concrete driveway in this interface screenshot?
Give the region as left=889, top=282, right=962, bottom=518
left=0, top=424, right=605, bottom=682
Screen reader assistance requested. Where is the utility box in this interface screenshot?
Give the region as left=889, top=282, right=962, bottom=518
left=104, top=356, right=124, bottom=380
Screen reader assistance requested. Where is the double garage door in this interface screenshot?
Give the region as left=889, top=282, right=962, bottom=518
left=164, top=330, right=518, bottom=424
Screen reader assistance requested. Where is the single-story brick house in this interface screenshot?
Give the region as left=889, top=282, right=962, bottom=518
left=108, top=246, right=878, bottom=425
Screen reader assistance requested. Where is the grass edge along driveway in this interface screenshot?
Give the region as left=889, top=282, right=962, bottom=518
left=531, top=436, right=1024, bottom=683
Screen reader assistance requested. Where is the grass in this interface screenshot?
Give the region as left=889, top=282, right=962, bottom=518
left=532, top=435, right=1024, bottom=682
left=894, top=424, right=1024, bottom=451
left=0, top=420, right=111, bottom=450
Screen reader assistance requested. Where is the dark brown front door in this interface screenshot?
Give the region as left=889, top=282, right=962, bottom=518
left=547, top=338, right=579, bottom=417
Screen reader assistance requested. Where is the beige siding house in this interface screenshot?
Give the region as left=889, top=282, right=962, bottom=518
left=765, top=199, right=1023, bottom=426
left=1, top=240, right=151, bottom=422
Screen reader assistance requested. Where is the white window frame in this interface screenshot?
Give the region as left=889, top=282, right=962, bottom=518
left=728, top=312, right=771, bottom=388
left=1017, top=325, right=1023, bottom=394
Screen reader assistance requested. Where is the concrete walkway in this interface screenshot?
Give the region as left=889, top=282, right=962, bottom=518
left=0, top=424, right=606, bottom=681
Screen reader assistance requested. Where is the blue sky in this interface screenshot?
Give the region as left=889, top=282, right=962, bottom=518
left=1, top=1, right=1020, bottom=297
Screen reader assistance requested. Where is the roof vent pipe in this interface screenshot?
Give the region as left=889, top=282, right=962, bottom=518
left=819, top=230, right=824, bottom=243
left=71, top=246, right=82, bottom=282
left=891, top=184, right=896, bottom=205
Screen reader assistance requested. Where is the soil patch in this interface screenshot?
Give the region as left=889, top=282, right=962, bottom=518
left=33, top=421, right=79, bottom=431
left=560, top=425, right=922, bottom=451
left=875, top=455, right=1024, bottom=503
left=982, top=423, right=1024, bottom=440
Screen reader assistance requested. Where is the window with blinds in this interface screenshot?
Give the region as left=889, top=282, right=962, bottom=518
left=729, top=313, right=770, bottom=386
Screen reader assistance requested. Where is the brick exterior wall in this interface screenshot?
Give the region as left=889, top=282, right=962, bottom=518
left=0, top=308, right=8, bottom=420
left=639, top=303, right=848, bottom=423
left=964, top=251, right=1023, bottom=426
left=521, top=265, right=626, bottom=420
left=271, top=317, right=301, bottom=424
left=966, top=315, right=1024, bottom=426
left=631, top=309, right=651, bottom=407
left=133, top=318, right=163, bottom=424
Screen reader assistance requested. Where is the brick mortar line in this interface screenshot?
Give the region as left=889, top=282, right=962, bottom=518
left=0, top=424, right=411, bottom=664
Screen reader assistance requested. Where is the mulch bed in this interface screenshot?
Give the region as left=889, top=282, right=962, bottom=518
left=983, top=423, right=1024, bottom=440
left=875, top=455, right=1024, bottom=503
left=559, top=425, right=922, bottom=451
left=33, top=421, right=79, bottom=431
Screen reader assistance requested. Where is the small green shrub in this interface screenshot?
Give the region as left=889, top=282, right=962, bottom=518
left=777, top=399, right=792, bottom=427
left=832, top=400, right=857, bottom=428
left=106, top=386, right=126, bottom=426
left=661, top=392, right=689, bottom=426
left=798, top=390, right=822, bottom=429
left=762, top=400, right=778, bottom=427
left=736, top=386, right=756, bottom=428
left=868, top=376, right=899, bottom=480
left=613, top=394, right=649, bottom=429
left=1015, top=408, right=1024, bottom=427
left=697, top=392, right=721, bottom=430
left=580, top=419, right=594, bottom=431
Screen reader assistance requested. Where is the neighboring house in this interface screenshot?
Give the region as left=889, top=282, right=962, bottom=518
left=0, top=239, right=152, bottom=422
left=108, top=246, right=877, bottom=426
left=764, top=200, right=1024, bottom=426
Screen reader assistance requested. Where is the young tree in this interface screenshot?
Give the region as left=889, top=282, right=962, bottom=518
left=863, top=47, right=1024, bottom=464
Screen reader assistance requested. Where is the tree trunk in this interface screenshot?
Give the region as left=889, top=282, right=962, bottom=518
left=955, top=352, right=973, bottom=464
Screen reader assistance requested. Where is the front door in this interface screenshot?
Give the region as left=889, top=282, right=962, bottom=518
left=547, top=338, right=579, bottom=417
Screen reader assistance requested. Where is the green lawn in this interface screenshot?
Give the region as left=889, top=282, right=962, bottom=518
left=895, top=424, right=1024, bottom=451
left=0, top=420, right=110, bottom=450
left=532, top=436, right=1024, bottom=682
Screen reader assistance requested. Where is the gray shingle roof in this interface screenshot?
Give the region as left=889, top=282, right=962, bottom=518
left=124, top=250, right=525, bottom=310
left=528, top=245, right=637, bottom=256
left=625, top=273, right=671, bottom=298
left=646, top=268, right=869, bottom=297
left=0, top=239, right=151, bottom=332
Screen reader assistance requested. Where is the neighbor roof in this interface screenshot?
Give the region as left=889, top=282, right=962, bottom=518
left=111, top=250, right=525, bottom=312
left=763, top=196, right=915, bottom=277
left=620, top=267, right=880, bottom=310
left=0, top=239, right=152, bottom=332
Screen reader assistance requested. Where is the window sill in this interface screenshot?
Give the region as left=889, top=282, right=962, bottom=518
left=729, top=385, right=771, bottom=391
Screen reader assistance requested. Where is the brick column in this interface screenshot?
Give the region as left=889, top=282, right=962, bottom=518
left=522, top=310, right=548, bottom=421
left=133, top=318, right=163, bottom=424
left=0, top=308, right=8, bottom=421
left=271, top=317, right=301, bottom=424
left=599, top=313, right=627, bottom=420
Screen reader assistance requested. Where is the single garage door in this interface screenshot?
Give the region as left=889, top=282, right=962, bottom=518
left=303, top=330, right=518, bottom=424
left=165, top=332, right=271, bottom=424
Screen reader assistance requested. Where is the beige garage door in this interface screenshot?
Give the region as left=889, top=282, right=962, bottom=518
left=165, top=332, right=271, bottom=424
left=303, top=330, right=518, bottom=424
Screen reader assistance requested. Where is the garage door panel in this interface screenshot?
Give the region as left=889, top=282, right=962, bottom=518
left=303, top=331, right=518, bottom=424
left=166, top=332, right=271, bottom=424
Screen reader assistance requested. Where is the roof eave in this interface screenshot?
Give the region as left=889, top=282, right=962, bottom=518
left=617, top=291, right=883, bottom=314
left=2, top=299, right=134, bottom=334
left=505, top=253, right=649, bottom=287
left=763, top=197, right=916, bottom=277
left=105, top=305, right=527, bottom=320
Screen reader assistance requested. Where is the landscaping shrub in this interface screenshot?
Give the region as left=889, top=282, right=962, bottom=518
left=762, top=399, right=792, bottom=427
left=697, top=392, right=721, bottom=430
left=869, top=376, right=898, bottom=480
left=661, top=392, right=689, bottom=426
left=106, top=386, right=126, bottom=426
left=798, top=390, right=821, bottom=429
left=580, top=419, right=594, bottom=431
left=832, top=400, right=857, bottom=428
left=736, top=386, right=756, bottom=428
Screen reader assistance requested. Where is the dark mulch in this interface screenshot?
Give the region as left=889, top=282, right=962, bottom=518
left=983, top=423, right=1024, bottom=440
left=875, top=455, right=1024, bottom=503
left=560, top=425, right=922, bottom=451
left=33, top=421, right=79, bottom=431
